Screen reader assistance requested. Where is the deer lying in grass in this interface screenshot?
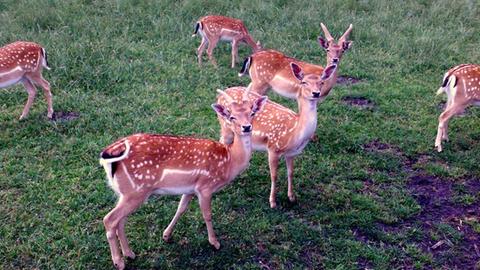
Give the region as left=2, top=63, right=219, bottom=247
left=192, top=15, right=262, bottom=68
left=239, top=23, right=352, bottom=101
left=217, top=63, right=337, bottom=208
left=435, top=64, right=480, bottom=152
left=0, top=41, right=53, bottom=119
left=99, top=89, right=267, bottom=270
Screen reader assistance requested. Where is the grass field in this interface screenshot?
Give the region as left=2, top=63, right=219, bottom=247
left=1, top=0, right=480, bottom=269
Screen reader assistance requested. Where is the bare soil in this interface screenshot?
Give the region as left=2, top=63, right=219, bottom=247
left=342, top=96, right=376, bottom=110
left=360, top=139, right=480, bottom=269
left=51, top=111, right=80, bottom=121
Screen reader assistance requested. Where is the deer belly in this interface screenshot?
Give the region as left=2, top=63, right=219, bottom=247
left=269, top=75, right=298, bottom=99
left=0, top=74, right=23, bottom=88
left=286, top=140, right=309, bottom=157
left=153, top=186, right=195, bottom=195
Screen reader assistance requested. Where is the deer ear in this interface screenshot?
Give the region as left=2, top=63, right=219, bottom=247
left=342, top=41, right=352, bottom=51
left=318, top=36, right=329, bottom=49
left=290, top=62, right=304, bottom=81
left=321, top=64, right=337, bottom=80
left=211, top=104, right=231, bottom=119
left=252, top=96, right=268, bottom=114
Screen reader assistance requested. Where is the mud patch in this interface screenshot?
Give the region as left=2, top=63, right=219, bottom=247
left=51, top=111, right=80, bottom=122
left=382, top=174, right=480, bottom=269
left=362, top=139, right=402, bottom=155
left=342, top=96, right=375, bottom=110
left=336, top=75, right=363, bottom=85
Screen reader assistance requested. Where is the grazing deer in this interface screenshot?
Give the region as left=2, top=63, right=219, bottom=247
left=0, top=41, right=53, bottom=119
left=217, top=63, right=337, bottom=208
left=192, top=15, right=262, bottom=68
left=435, top=64, right=480, bottom=152
left=239, top=23, right=352, bottom=101
left=99, top=90, right=267, bottom=270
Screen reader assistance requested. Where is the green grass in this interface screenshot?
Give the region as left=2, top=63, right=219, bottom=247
left=1, top=0, right=480, bottom=269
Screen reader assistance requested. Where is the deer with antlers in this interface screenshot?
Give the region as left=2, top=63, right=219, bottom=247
left=192, top=15, right=262, bottom=68
left=239, top=23, right=352, bottom=101
left=99, top=89, right=267, bottom=270
left=435, top=64, right=480, bottom=152
left=217, top=63, right=337, bottom=208
left=0, top=41, right=53, bottom=119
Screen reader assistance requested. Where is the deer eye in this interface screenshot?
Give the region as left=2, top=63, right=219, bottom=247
left=229, top=116, right=236, bottom=121
left=326, top=49, right=330, bottom=52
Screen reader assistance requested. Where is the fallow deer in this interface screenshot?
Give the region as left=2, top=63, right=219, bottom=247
left=435, top=64, right=480, bottom=152
left=239, top=23, right=352, bottom=101
left=192, top=15, right=262, bottom=68
left=217, top=63, right=337, bottom=208
left=99, top=90, right=267, bottom=270
left=0, top=41, right=53, bottom=119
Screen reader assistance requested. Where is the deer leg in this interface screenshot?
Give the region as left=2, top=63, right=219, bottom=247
left=19, top=79, right=37, bottom=120
left=163, top=194, right=194, bottom=241
left=285, top=156, right=296, bottom=202
left=197, top=191, right=220, bottom=249
left=435, top=105, right=465, bottom=152
left=268, top=152, right=280, bottom=208
left=117, top=217, right=135, bottom=259
left=197, top=37, right=208, bottom=66
left=206, top=38, right=219, bottom=67
left=248, top=81, right=269, bottom=96
left=231, top=39, right=239, bottom=68
left=103, top=196, right=145, bottom=270
left=27, top=73, right=53, bottom=119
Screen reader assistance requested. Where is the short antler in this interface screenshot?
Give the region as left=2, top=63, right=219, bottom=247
left=339, top=24, right=353, bottom=43
left=320, top=23, right=334, bottom=41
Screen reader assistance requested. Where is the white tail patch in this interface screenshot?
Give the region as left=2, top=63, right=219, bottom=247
left=99, top=140, right=131, bottom=183
left=41, top=48, right=50, bottom=70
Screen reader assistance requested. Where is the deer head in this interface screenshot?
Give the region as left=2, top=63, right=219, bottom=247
left=318, top=23, right=353, bottom=65
left=290, top=62, right=338, bottom=100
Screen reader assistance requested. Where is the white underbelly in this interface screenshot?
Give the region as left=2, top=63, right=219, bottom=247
left=153, top=186, right=195, bottom=195
left=0, top=77, right=22, bottom=88
left=252, top=143, right=268, bottom=151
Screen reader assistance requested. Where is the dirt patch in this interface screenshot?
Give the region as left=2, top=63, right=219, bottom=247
left=50, top=111, right=80, bottom=122
left=380, top=174, right=480, bottom=269
left=342, top=96, right=375, bottom=110
left=336, top=75, right=363, bottom=85
left=360, top=140, right=480, bottom=268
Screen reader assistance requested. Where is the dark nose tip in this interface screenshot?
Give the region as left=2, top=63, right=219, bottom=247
left=312, top=92, right=321, bottom=98
left=242, top=125, right=252, bottom=133
left=332, top=58, right=339, bottom=63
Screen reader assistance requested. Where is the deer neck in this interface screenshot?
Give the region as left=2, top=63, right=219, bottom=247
left=226, top=132, right=253, bottom=178
left=294, top=96, right=319, bottom=141
left=243, top=34, right=258, bottom=50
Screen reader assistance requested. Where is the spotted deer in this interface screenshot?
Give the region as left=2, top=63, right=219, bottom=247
left=239, top=23, right=352, bottom=101
left=192, top=15, right=262, bottom=68
left=217, top=63, right=337, bottom=208
left=0, top=41, right=53, bottom=119
left=99, top=90, right=267, bottom=270
left=435, top=64, right=480, bottom=152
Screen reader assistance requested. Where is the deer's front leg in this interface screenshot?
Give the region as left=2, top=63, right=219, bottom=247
left=285, top=156, right=296, bottom=202
left=231, top=39, right=239, bottom=68
left=197, top=191, right=220, bottom=249
left=268, top=152, right=280, bottom=208
left=19, top=79, right=37, bottom=120
left=163, top=194, right=194, bottom=241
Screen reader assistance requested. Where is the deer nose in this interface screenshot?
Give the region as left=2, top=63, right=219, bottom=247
left=242, top=125, right=252, bottom=133
left=332, top=58, right=339, bottom=63
left=312, top=92, right=321, bottom=98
